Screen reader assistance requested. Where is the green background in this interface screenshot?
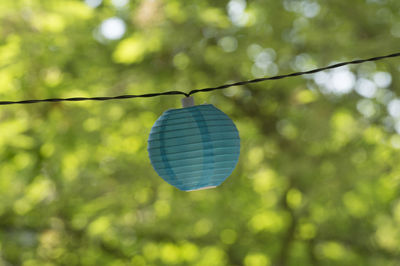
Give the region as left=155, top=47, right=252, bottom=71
left=0, top=0, right=400, bottom=265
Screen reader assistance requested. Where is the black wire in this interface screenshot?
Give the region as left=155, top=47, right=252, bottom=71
left=187, top=51, right=400, bottom=96
left=0, top=91, right=189, bottom=105
left=1, top=52, right=399, bottom=106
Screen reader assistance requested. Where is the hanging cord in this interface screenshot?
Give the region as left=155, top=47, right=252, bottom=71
left=1, top=51, right=399, bottom=106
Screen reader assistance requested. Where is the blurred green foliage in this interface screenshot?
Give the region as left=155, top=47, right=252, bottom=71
left=1, top=0, right=400, bottom=265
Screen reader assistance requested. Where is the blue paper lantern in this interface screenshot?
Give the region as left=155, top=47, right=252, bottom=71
left=148, top=98, right=240, bottom=191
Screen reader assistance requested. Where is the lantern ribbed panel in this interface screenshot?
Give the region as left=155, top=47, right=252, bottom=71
left=148, top=104, right=240, bottom=191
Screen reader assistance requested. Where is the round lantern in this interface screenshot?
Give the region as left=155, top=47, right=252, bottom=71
left=147, top=97, right=240, bottom=191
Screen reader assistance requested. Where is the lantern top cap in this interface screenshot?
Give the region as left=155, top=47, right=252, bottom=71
left=163, top=104, right=215, bottom=115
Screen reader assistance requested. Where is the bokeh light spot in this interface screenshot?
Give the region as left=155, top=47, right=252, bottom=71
left=355, top=78, right=377, bottom=98
left=111, top=0, right=129, bottom=8
left=373, top=71, right=392, bottom=88
left=100, top=17, right=126, bottom=40
left=85, top=0, right=102, bottom=8
left=387, top=99, right=400, bottom=118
